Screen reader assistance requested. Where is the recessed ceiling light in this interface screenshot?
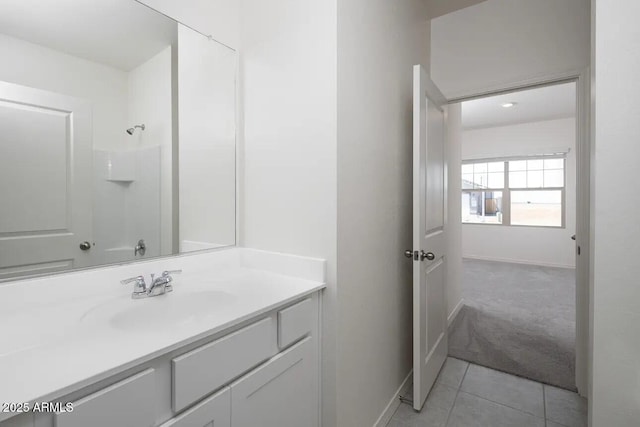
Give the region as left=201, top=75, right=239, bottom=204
left=501, top=102, right=517, bottom=108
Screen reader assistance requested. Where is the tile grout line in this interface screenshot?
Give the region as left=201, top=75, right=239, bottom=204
left=457, top=387, right=547, bottom=420
left=543, top=385, right=548, bottom=425
left=443, top=361, right=471, bottom=427
left=457, top=363, right=549, bottom=421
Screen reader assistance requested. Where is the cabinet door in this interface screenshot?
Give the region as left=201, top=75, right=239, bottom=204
left=160, top=388, right=230, bottom=427
left=55, top=369, right=156, bottom=427
left=230, top=337, right=318, bottom=427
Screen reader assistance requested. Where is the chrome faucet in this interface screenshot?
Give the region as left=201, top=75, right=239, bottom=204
left=148, top=270, right=182, bottom=296
left=121, top=270, right=182, bottom=299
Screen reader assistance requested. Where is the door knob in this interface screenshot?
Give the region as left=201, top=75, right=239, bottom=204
left=79, top=241, right=91, bottom=251
left=571, top=234, right=576, bottom=241
left=135, top=239, right=146, bottom=256
left=421, top=251, right=435, bottom=261
left=404, top=250, right=414, bottom=259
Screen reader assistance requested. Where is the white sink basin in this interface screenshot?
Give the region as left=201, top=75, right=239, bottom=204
left=81, top=290, right=237, bottom=332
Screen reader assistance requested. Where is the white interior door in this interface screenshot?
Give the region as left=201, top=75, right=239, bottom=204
left=0, top=81, right=93, bottom=279
left=411, top=64, right=448, bottom=410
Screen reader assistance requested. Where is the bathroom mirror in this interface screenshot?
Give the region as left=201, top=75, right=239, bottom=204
left=0, top=0, right=236, bottom=280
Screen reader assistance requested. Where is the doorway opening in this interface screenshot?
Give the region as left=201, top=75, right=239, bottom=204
left=448, top=81, right=581, bottom=391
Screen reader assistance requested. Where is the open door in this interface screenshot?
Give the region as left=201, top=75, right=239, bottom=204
left=410, top=64, right=448, bottom=410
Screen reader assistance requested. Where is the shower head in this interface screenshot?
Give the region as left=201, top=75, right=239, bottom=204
left=126, top=124, right=145, bottom=135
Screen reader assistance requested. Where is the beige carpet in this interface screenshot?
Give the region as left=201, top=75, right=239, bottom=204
left=448, top=259, right=576, bottom=391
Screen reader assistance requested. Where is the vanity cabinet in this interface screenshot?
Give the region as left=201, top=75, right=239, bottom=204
left=9, top=293, right=320, bottom=427
left=231, top=337, right=318, bottom=427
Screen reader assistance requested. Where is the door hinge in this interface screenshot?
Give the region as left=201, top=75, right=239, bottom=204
left=399, top=395, right=413, bottom=405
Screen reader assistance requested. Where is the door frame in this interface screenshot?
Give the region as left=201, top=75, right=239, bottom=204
left=447, top=67, right=591, bottom=397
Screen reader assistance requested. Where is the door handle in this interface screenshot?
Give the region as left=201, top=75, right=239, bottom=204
left=571, top=234, right=576, bottom=241
left=405, top=250, right=435, bottom=261
left=421, top=251, right=435, bottom=261
left=79, top=241, right=91, bottom=251
left=135, top=239, right=146, bottom=256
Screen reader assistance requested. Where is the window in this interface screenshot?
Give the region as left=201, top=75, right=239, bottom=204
left=461, top=161, right=505, bottom=224
left=461, top=156, right=565, bottom=227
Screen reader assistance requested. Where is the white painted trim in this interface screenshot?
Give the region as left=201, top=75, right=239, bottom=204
left=317, top=291, right=324, bottom=427
left=234, top=49, right=241, bottom=248
left=447, top=298, right=465, bottom=327
left=573, top=67, right=591, bottom=398
left=446, top=68, right=586, bottom=104
left=463, top=255, right=575, bottom=269
left=372, top=370, right=413, bottom=427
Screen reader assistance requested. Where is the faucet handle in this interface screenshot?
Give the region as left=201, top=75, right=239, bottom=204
left=121, top=275, right=147, bottom=293
left=162, top=269, right=182, bottom=277
left=159, top=270, right=181, bottom=293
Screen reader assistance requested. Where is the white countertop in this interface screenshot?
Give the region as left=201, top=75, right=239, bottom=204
left=0, top=247, right=325, bottom=421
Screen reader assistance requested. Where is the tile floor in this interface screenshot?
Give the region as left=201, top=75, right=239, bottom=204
left=387, top=358, right=587, bottom=427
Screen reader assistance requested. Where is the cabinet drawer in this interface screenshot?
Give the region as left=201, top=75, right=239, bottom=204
left=172, top=318, right=273, bottom=412
left=160, top=387, right=230, bottom=427
left=278, top=298, right=313, bottom=349
left=55, top=369, right=156, bottom=427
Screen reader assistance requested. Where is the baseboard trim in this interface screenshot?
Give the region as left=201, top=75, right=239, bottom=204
left=447, top=298, right=465, bottom=328
left=463, top=255, right=575, bottom=269
left=372, top=370, right=413, bottom=427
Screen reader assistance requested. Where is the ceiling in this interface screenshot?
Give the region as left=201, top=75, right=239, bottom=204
left=461, top=82, right=576, bottom=130
left=0, top=0, right=177, bottom=71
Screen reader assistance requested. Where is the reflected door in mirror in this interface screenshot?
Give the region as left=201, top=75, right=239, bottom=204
left=0, top=82, right=93, bottom=279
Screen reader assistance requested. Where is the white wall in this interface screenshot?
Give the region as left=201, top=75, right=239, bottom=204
left=178, top=25, right=236, bottom=250
left=461, top=118, right=576, bottom=268
left=237, top=1, right=338, bottom=424
left=0, top=32, right=129, bottom=151
left=336, top=1, right=430, bottom=426
left=590, top=0, right=640, bottom=424
left=128, top=46, right=173, bottom=255
left=137, top=0, right=238, bottom=49
left=431, top=0, right=590, bottom=99
left=239, top=0, right=336, bottom=265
